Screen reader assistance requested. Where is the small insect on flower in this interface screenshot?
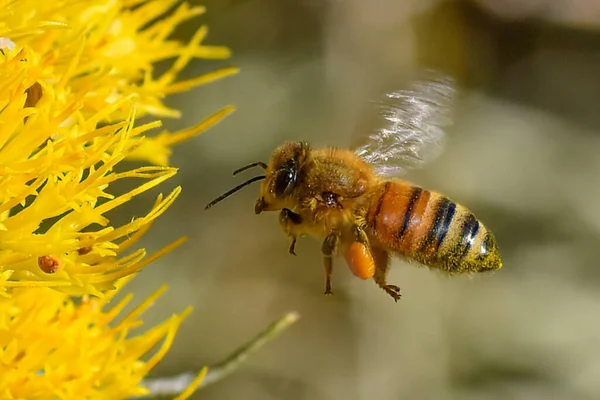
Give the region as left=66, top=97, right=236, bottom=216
left=38, top=255, right=61, bottom=274
left=205, top=71, right=502, bottom=302
left=77, top=246, right=93, bottom=256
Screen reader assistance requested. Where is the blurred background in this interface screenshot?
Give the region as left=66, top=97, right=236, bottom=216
left=120, top=0, right=600, bottom=399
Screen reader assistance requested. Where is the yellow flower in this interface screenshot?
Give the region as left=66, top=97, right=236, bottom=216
left=0, top=280, right=202, bottom=399
left=0, top=0, right=238, bottom=398
left=0, top=0, right=238, bottom=294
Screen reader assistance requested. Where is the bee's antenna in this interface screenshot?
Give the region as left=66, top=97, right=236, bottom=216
left=205, top=175, right=266, bottom=210
left=233, top=161, right=267, bottom=176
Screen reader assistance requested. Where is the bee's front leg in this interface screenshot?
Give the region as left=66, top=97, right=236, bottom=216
left=321, top=233, right=340, bottom=295
left=279, top=208, right=303, bottom=256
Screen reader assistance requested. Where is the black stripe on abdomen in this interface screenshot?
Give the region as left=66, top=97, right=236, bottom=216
left=459, top=214, right=480, bottom=260
left=423, top=197, right=456, bottom=251
left=397, top=186, right=422, bottom=240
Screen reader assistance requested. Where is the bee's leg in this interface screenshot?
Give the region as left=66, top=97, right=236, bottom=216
left=353, top=225, right=370, bottom=246
left=279, top=208, right=303, bottom=256
left=341, top=225, right=376, bottom=280
left=321, top=233, right=339, bottom=295
left=288, top=236, right=297, bottom=256
left=323, top=256, right=333, bottom=295
left=371, top=246, right=402, bottom=302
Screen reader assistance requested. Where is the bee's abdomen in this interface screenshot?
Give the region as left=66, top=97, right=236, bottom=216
left=366, top=181, right=501, bottom=273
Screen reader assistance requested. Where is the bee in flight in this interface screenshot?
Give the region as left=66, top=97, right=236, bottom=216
left=205, top=71, right=502, bottom=301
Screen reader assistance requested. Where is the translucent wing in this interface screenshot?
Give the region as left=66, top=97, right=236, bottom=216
left=353, top=71, right=457, bottom=177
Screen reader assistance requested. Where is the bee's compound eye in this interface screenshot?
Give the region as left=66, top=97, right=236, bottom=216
left=274, top=168, right=296, bottom=196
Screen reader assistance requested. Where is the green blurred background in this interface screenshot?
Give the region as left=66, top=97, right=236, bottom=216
left=120, top=1, right=600, bottom=399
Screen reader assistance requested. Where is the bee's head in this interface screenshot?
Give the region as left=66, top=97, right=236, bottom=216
left=255, top=141, right=309, bottom=214
left=204, top=141, right=309, bottom=213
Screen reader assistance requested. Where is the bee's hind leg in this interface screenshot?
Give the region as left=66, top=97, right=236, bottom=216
left=372, top=246, right=402, bottom=302
left=321, top=233, right=339, bottom=295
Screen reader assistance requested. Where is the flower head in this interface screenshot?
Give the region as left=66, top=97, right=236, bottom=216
left=0, top=0, right=237, bottom=295
left=0, top=281, right=200, bottom=399
left=0, top=0, right=238, bottom=398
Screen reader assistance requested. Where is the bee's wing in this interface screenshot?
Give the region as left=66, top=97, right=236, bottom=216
left=353, top=71, right=457, bottom=177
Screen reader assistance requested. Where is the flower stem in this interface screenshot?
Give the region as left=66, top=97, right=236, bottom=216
left=139, top=311, right=300, bottom=398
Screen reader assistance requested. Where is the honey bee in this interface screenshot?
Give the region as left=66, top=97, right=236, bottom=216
left=205, top=72, right=502, bottom=301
